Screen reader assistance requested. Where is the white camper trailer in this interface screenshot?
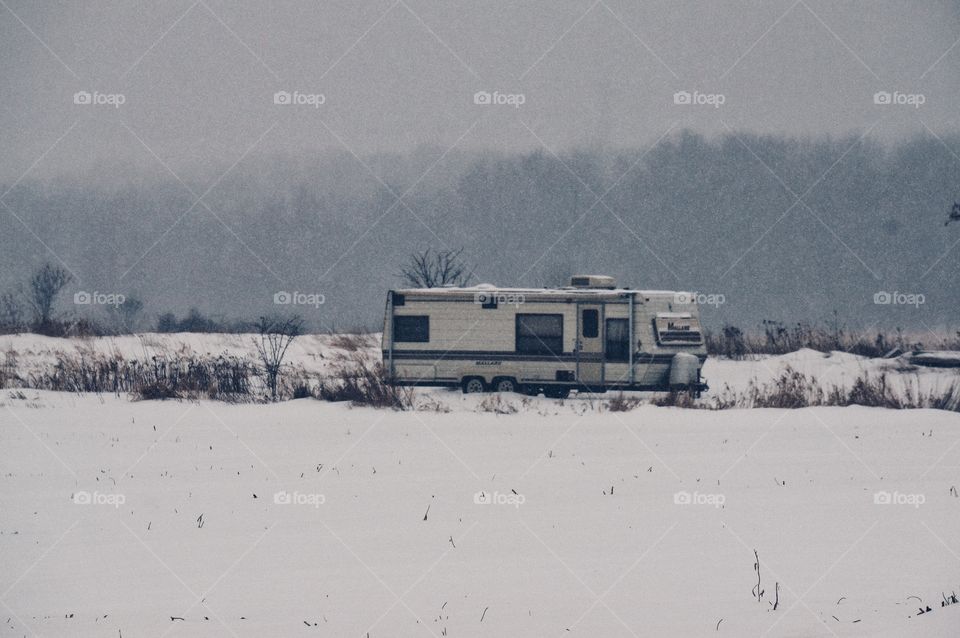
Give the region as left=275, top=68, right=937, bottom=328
left=382, top=276, right=708, bottom=398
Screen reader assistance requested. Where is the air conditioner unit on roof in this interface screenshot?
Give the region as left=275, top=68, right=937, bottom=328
left=569, top=275, right=616, bottom=289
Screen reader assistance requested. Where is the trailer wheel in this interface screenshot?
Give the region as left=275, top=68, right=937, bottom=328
left=462, top=377, right=486, bottom=394
left=494, top=378, right=517, bottom=393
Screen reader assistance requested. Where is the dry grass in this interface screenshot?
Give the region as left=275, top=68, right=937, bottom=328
left=705, top=322, right=960, bottom=359
left=329, top=333, right=376, bottom=352
left=318, top=354, right=413, bottom=409
left=606, top=392, right=643, bottom=412
left=18, top=350, right=258, bottom=401
left=699, top=366, right=960, bottom=412
left=476, top=394, right=521, bottom=414
left=415, top=396, right=452, bottom=413
left=651, top=391, right=701, bottom=408
left=5, top=338, right=957, bottom=412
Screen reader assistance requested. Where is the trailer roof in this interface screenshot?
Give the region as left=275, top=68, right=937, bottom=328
left=393, top=285, right=689, bottom=297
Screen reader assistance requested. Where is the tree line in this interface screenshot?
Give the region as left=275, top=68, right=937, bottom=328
left=1, top=130, right=957, bottom=331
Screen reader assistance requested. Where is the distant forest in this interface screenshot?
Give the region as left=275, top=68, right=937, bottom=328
left=1, top=130, right=957, bottom=332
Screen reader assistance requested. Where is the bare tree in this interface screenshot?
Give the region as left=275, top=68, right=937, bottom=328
left=400, top=248, right=471, bottom=288
left=0, top=291, right=26, bottom=332
left=28, top=263, right=72, bottom=331
left=118, top=295, right=144, bottom=332
left=253, top=315, right=304, bottom=401
left=107, top=294, right=144, bottom=334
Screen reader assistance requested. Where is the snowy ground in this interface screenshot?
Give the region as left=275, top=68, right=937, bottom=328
left=2, top=388, right=960, bottom=637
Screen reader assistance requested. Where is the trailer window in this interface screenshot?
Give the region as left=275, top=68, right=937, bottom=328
left=516, top=314, right=563, bottom=356
left=394, top=316, right=429, bottom=342
left=605, top=319, right=629, bottom=362
left=582, top=309, right=598, bottom=338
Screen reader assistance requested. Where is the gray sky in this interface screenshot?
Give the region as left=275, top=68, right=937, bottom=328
left=1, top=0, right=959, bottom=182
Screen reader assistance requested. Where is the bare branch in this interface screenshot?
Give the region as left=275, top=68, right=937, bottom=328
left=252, top=314, right=304, bottom=401
left=400, top=248, right=471, bottom=288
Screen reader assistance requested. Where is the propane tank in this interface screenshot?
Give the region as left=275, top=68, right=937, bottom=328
left=668, top=352, right=700, bottom=389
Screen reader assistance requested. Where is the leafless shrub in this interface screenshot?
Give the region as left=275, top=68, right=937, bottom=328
left=705, top=325, right=748, bottom=359
left=606, top=392, right=643, bottom=412
left=133, top=380, right=181, bottom=401
left=749, top=366, right=823, bottom=409
left=928, top=385, right=960, bottom=412
left=416, top=396, right=451, bottom=413
left=291, top=384, right=314, bottom=399
left=252, top=315, right=304, bottom=402
left=280, top=367, right=315, bottom=400
left=652, top=391, right=702, bottom=408
left=25, top=350, right=257, bottom=401
left=476, top=393, right=519, bottom=414
left=844, top=374, right=903, bottom=409
left=318, top=355, right=412, bottom=409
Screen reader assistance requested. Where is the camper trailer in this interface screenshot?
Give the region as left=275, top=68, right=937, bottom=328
left=381, top=275, right=708, bottom=398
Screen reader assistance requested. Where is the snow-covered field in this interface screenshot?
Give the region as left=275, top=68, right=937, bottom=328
left=2, top=334, right=960, bottom=636
left=2, top=389, right=960, bottom=637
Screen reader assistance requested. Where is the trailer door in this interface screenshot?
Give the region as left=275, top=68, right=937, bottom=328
left=576, top=303, right=604, bottom=389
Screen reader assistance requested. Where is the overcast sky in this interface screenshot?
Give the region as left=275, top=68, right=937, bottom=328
left=1, top=0, right=959, bottom=182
